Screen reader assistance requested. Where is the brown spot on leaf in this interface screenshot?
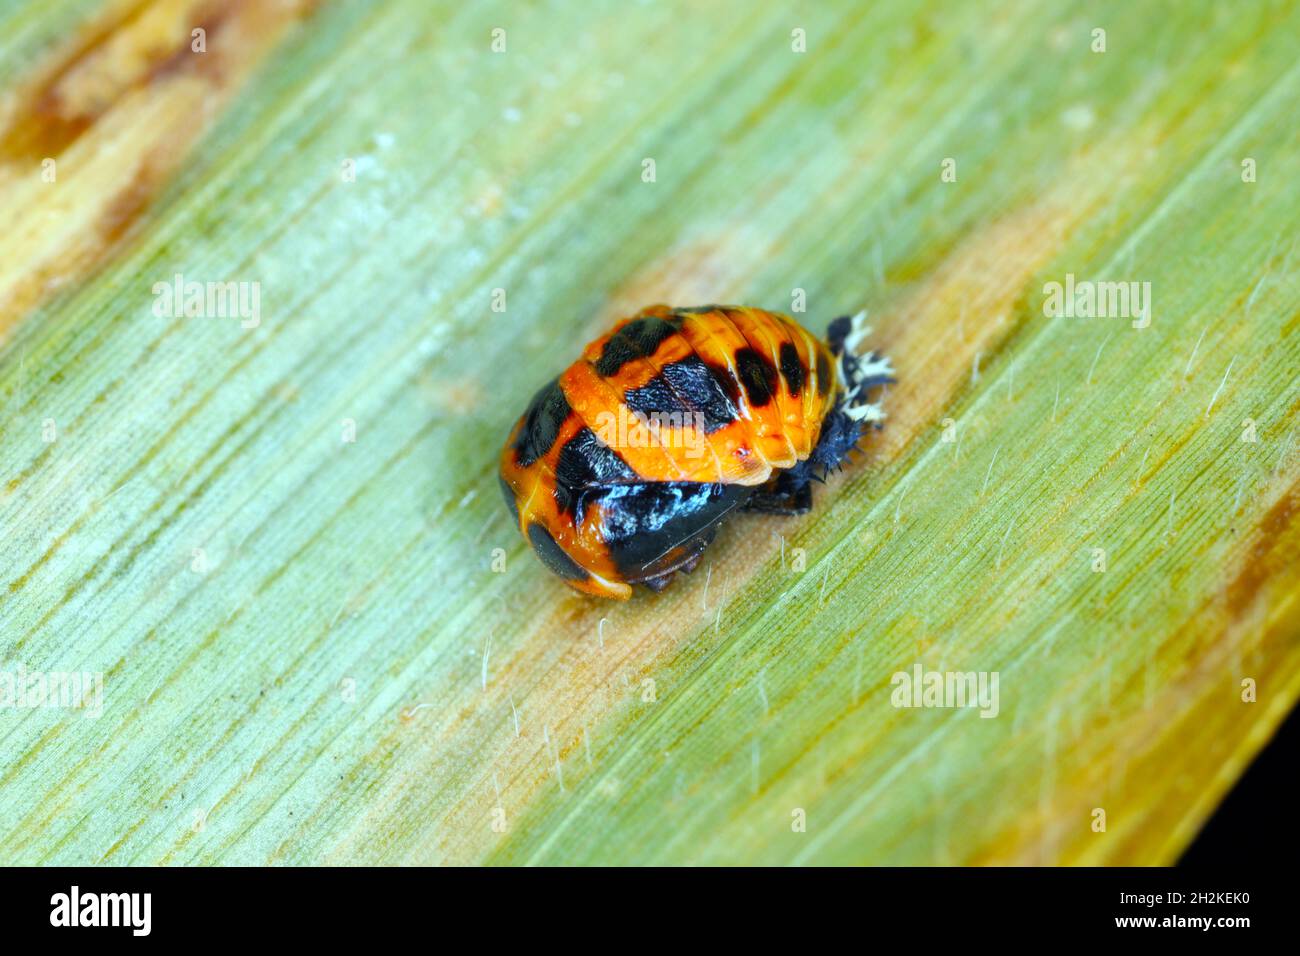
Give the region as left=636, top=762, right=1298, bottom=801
left=1225, top=486, right=1299, bottom=622
left=0, top=0, right=320, bottom=342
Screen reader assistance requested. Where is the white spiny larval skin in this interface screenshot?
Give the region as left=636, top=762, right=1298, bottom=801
left=839, top=311, right=893, bottom=422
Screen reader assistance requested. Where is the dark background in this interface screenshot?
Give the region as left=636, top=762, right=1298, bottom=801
left=1180, top=703, right=1298, bottom=865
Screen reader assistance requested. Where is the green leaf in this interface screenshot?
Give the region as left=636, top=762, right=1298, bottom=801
left=1, top=0, right=1297, bottom=865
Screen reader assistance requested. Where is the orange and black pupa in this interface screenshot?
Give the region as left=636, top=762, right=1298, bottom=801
left=499, top=305, right=893, bottom=598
